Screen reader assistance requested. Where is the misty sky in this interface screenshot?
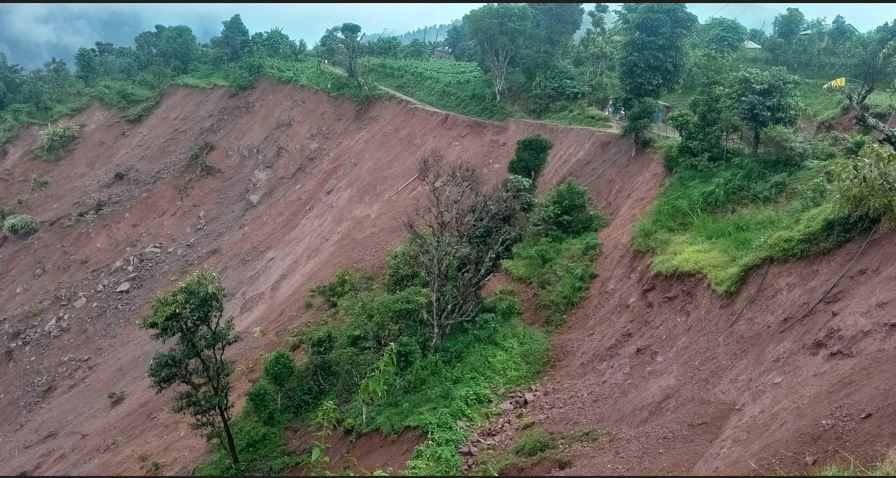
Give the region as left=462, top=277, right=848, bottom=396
left=1, top=3, right=894, bottom=68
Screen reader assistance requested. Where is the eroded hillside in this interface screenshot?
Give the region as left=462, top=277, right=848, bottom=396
left=0, top=79, right=658, bottom=475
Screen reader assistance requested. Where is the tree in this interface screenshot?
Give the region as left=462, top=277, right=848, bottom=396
left=403, top=150, right=528, bottom=344
left=443, top=24, right=472, bottom=61
left=401, top=39, right=430, bottom=60
left=316, top=23, right=364, bottom=80
left=134, top=24, right=199, bottom=74
left=828, top=15, right=856, bottom=48
left=463, top=3, right=535, bottom=102
left=508, top=133, right=554, bottom=184
left=0, top=53, right=24, bottom=109
left=521, top=3, right=584, bottom=83
left=748, top=27, right=767, bottom=45
left=703, top=17, right=748, bottom=56
left=141, top=270, right=241, bottom=467
left=773, top=7, right=805, bottom=44
left=252, top=27, right=303, bottom=61
left=728, top=67, right=802, bottom=152
left=74, top=47, right=100, bottom=84
left=211, top=14, right=252, bottom=65
left=367, top=36, right=402, bottom=59
left=617, top=3, right=698, bottom=100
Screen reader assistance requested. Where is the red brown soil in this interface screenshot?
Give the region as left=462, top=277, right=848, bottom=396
left=1, top=77, right=894, bottom=476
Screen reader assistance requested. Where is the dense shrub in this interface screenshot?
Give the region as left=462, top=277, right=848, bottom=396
left=33, top=121, right=80, bottom=160
left=310, top=269, right=376, bottom=308
left=508, top=134, right=553, bottom=184
left=832, top=144, right=896, bottom=221
left=529, top=179, right=604, bottom=239
left=620, top=98, right=656, bottom=148
left=3, top=214, right=37, bottom=236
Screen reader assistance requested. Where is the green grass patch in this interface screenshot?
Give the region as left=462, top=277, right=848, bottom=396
left=633, top=153, right=876, bottom=294
left=365, top=58, right=510, bottom=120
left=812, top=452, right=896, bottom=476
left=262, top=58, right=381, bottom=103
left=503, top=180, right=608, bottom=326
left=539, top=107, right=612, bottom=129
left=3, top=214, right=38, bottom=236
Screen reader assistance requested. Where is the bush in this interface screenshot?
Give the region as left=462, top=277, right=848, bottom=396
left=501, top=175, right=535, bottom=212
left=30, top=174, right=49, bottom=191
left=310, top=269, right=376, bottom=308
left=832, top=144, right=896, bottom=221
left=385, top=244, right=426, bottom=292
left=3, top=214, right=38, bottom=236
left=509, top=428, right=553, bottom=458
left=185, top=143, right=215, bottom=176
left=123, top=97, right=159, bottom=123
left=529, top=179, right=604, bottom=239
left=34, top=121, right=80, bottom=160
left=508, top=134, right=554, bottom=184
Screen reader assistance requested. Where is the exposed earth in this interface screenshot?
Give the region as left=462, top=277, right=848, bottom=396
left=0, top=78, right=893, bottom=475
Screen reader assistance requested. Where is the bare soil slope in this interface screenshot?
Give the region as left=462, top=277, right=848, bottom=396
left=0, top=79, right=651, bottom=475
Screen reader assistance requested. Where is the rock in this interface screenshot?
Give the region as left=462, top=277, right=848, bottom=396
left=500, top=401, right=514, bottom=411
left=112, top=259, right=124, bottom=270
left=805, top=456, right=817, bottom=466
left=127, top=266, right=134, bottom=273
left=524, top=392, right=538, bottom=404
left=96, top=284, right=104, bottom=292
left=72, top=297, right=87, bottom=309
left=859, top=411, right=872, bottom=419
left=773, top=377, right=783, bottom=384
left=144, top=246, right=162, bottom=254
left=248, top=194, right=261, bottom=206
left=44, top=318, right=57, bottom=332
left=252, top=327, right=263, bottom=338
left=115, top=282, right=131, bottom=293
left=642, top=283, right=656, bottom=293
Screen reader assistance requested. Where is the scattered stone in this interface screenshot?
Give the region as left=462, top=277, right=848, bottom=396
left=500, top=401, right=514, bottom=411
left=115, top=282, right=131, bottom=293
left=248, top=194, right=261, bottom=206
left=805, top=456, right=817, bottom=466
left=96, top=284, right=104, bottom=292
left=112, top=259, right=124, bottom=270
left=773, top=377, right=783, bottom=384
left=127, top=266, right=134, bottom=273
left=144, top=246, right=162, bottom=254
left=859, top=411, right=872, bottom=419
left=252, top=327, right=263, bottom=338
left=72, top=297, right=87, bottom=309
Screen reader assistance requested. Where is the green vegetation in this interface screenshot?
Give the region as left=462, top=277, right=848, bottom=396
left=813, top=452, right=896, bottom=476
left=365, top=58, right=508, bottom=120
left=633, top=142, right=878, bottom=294
left=30, top=174, right=49, bottom=191
left=33, top=120, right=80, bottom=160
left=507, top=134, right=553, bottom=184
left=184, top=142, right=215, bottom=176
left=141, top=270, right=242, bottom=469
left=476, top=427, right=607, bottom=475
left=3, top=213, right=38, bottom=236
left=504, top=180, right=607, bottom=325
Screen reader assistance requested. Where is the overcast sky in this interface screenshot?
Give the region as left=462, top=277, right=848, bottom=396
left=1, top=3, right=893, bottom=68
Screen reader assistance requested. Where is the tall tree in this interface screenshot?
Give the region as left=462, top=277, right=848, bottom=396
left=703, top=17, right=748, bottom=56
left=728, top=67, right=802, bottom=152
left=141, top=270, right=241, bottom=467
left=0, top=53, right=24, bottom=109
left=211, top=14, right=252, bottom=65
left=522, top=3, right=584, bottom=82
left=773, top=7, right=806, bottom=44
left=463, top=3, right=535, bottom=102
left=617, top=3, right=698, bottom=101
left=134, top=24, right=199, bottom=74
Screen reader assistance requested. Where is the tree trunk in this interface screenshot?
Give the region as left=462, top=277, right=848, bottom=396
left=217, top=406, right=240, bottom=466
left=752, top=130, right=761, bottom=154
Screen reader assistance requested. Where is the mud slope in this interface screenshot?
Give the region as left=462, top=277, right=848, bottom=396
left=0, top=78, right=654, bottom=475
left=521, top=165, right=896, bottom=473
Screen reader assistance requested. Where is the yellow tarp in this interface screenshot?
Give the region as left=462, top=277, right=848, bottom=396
left=824, top=77, right=846, bottom=89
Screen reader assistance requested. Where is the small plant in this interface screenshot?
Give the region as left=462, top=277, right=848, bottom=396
left=124, top=97, right=159, bottom=123
left=3, top=214, right=38, bottom=236
left=303, top=296, right=315, bottom=310
left=136, top=453, right=163, bottom=475
left=184, top=142, right=215, bottom=176
left=31, top=174, right=49, bottom=191
left=34, top=121, right=80, bottom=160
left=509, top=428, right=554, bottom=458
left=833, top=144, right=896, bottom=221
left=24, top=303, right=44, bottom=320
left=107, top=391, right=126, bottom=408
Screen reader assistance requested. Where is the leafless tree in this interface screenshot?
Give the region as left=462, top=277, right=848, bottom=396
left=403, top=150, right=527, bottom=344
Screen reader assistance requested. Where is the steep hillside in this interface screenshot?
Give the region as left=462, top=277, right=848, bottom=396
left=0, top=79, right=656, bottom=475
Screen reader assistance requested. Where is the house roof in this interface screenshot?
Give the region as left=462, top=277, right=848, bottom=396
left=743, top=40, right=762, bottom=49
